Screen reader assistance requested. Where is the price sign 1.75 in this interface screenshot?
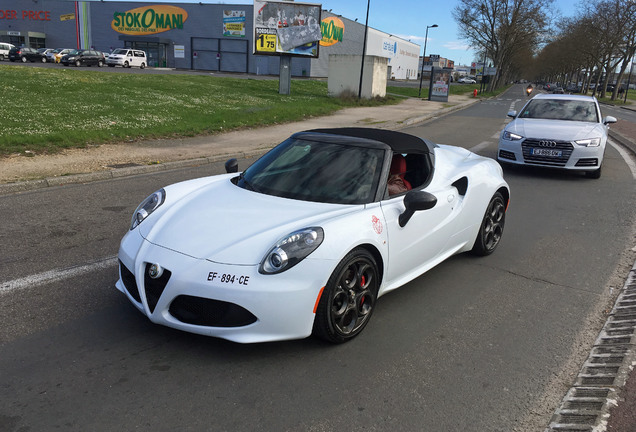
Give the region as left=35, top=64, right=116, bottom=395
left=255, top=28, right=277, bottom=54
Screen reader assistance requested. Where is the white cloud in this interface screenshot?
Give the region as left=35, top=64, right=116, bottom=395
left=394, top=34, right=429, bottom=45
left=443, top=41, right=472, bottom=51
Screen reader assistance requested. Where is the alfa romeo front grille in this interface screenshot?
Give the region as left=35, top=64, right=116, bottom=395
left=119, top=260, right=141, bottom=303
left=522, top=139, right=573, bottom=167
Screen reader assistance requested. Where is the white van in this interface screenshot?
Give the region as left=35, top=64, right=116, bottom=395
left=0, top=42, right=15, bottom=60
left=106, top=48, right=147, bottom=68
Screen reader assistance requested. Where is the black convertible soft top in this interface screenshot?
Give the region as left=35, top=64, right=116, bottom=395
left=299, top=128, right=437, bottom=155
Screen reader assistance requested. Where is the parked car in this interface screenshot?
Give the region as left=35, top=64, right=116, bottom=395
left=0, top=42, right=15, bottom=60
left=458, top=76, right=476, bottom=84
left=46, top=48, right=63, bottom=63
left=498, top=94, right=617, bottom=179
left=37, top=48, right=54, bottom=60
left=116, top=128, right=510, bottom=343
left=61, top=49, right=105, bottom=67
left=53, top=48, right=73, bottom=63
left=106, top=48, right=147, bottom=68
left=8, top=47, right=46, bottom=63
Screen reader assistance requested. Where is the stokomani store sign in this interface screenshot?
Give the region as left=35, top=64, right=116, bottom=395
left=111, top=5, right=188, bottom=35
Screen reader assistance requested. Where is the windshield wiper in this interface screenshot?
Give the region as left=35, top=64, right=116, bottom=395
left=238, top=173, right=259, bottom=192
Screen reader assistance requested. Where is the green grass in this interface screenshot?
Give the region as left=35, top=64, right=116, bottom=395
left=0, top=65, right=398, bottom=156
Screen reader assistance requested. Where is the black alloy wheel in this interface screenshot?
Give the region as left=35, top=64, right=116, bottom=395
left=471, top=192, right=506, bottom=256
left=313, top=248, right=379, bottom=343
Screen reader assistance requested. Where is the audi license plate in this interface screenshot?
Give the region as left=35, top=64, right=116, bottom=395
left=531, top=148, right=562, bottom=157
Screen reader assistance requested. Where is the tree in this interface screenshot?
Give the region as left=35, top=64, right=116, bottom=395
left=453, top=0, right=553, bottom=89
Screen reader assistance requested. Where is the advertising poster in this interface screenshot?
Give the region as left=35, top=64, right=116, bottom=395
left=253, top=1, right=322, bottom=58
left=223, top=10, right=246, bottom=37
left=429, top=68, right=450, bottom=102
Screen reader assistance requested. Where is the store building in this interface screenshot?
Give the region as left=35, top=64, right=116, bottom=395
left=0, top=0, right=419, bottom=79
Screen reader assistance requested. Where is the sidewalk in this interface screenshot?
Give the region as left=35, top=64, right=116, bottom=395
left=0, top=94, right=477, bottom=195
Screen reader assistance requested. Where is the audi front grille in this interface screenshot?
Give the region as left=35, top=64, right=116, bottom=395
left=522, top=139, right=573, bottom=167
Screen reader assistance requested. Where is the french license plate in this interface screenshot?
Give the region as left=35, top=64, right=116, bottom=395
left=531, top=148, right=562, bottom=157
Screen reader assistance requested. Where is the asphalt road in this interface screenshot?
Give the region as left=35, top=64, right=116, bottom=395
left=1, top=89, right=635, bottom=431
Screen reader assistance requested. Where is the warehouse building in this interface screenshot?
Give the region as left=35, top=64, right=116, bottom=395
left=0, top=0, right=419, bottom=79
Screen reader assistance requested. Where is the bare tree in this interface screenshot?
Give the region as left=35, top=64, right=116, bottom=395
left=453, top=0, right=553, bottom=89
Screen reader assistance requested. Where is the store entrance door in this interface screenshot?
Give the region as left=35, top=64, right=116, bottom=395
left=125, top=42, right=167, bottom=67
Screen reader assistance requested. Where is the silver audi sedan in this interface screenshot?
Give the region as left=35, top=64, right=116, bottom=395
left=497, top=94, right=617, bottom=179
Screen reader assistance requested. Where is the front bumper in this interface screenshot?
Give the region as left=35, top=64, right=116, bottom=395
left=106, top=59, right=125, bottom=66
left=497, top=138, right=604, bottom=170
left=116, top=229, right=335, bottom=343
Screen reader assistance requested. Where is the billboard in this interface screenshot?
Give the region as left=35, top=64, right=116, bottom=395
left=253, top=1, right=322, bottom=58
left=223, top=10, right=246, bottom=37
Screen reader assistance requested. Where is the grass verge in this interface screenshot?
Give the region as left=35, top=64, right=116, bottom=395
left=0, top=65, right=398, bottom=156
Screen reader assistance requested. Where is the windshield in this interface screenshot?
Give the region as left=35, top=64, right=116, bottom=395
left=112, top=49, right=128, bottom=55
left=518, top=99, right=598, bottom=122
left=239, top=138, right=385, bottom=204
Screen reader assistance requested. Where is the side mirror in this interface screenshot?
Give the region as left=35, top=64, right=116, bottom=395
left=225, top=158, right=238, bottom=173
left=507, top=110, right=517, bottom=118
left=398, top=190, right=437, bottom=227
left=603, top=116, right=617, bottom=125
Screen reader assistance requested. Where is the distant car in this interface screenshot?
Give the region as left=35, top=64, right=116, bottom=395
left=543, top=83, right=558, bottom=92
left=552, top=86, right=564, bottom=94
left=0, top=42, right=15, bottom=60
left=37, top=48, right=54, bottom=60
left=53, top=48, right=73, bottom=63
left=498, top=94, right=617, bottom=179
left=8, top=47, right=46, bottom=63
left=116, top=128, right=510, bottom=343
left=106, top=48, right=147, bottom=68
left=61, top=49, right=105, bottom=67
left=458, top=77, right=476, bottom=84
left=46, top=48, right=63, bottom=63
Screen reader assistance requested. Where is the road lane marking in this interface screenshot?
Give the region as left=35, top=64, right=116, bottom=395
left=0, top=256, right=118, bottom=294
left=469, top=141, right=492, bottom=153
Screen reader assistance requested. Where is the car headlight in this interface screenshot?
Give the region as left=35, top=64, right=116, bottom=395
left=503, top=131, right=523, bottom=141
left=575, top=137, right=601, bottom=147
left=259, top=227, right=324, bottom=274
left=130, top=189, right=165, bottom=230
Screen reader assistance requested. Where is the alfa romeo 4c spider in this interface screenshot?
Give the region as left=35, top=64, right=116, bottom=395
left=116, top=128, right=509, bottom=343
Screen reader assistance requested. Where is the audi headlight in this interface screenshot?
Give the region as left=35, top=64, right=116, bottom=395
left=503, top=131, right=523, bottom=141
left=575, top=137, right=601, bottom=147
left=130, top=189, right=165, bottom=230
left=260, top=227, right=324, bottom=274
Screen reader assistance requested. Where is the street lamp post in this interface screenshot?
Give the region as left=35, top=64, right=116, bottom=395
left=418, top=24, right=438, bottom=98
left=357, top=0, right=371, bottom=99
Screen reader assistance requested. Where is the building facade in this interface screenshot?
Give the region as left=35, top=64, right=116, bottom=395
left=0, top=0, right=419, bottom=79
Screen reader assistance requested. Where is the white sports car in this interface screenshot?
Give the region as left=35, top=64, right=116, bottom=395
left=116, top=128, right=510, bottom=343
left=497, top=94, right=617, bottom=179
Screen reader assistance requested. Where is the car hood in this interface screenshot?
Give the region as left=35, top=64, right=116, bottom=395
left=507, top=118, right=605, bottom=141
left=139, top=178, right=358, bottom=265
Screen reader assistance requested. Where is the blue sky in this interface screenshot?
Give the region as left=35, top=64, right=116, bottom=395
left=312, top=0, right=582, bottom=65
left=120, top=0, right=583, bottom=66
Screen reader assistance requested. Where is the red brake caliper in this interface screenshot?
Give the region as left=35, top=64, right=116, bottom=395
left=360, top=275, right=366, bottom=306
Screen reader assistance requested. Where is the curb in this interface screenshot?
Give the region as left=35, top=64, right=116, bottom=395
left=546, top=260, right=636, bottom=432
left=0, top=149, right=266, bottom=195
left=0, top=98, right=480, bottom=196
left=609, top=130, right=636, bottom=157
